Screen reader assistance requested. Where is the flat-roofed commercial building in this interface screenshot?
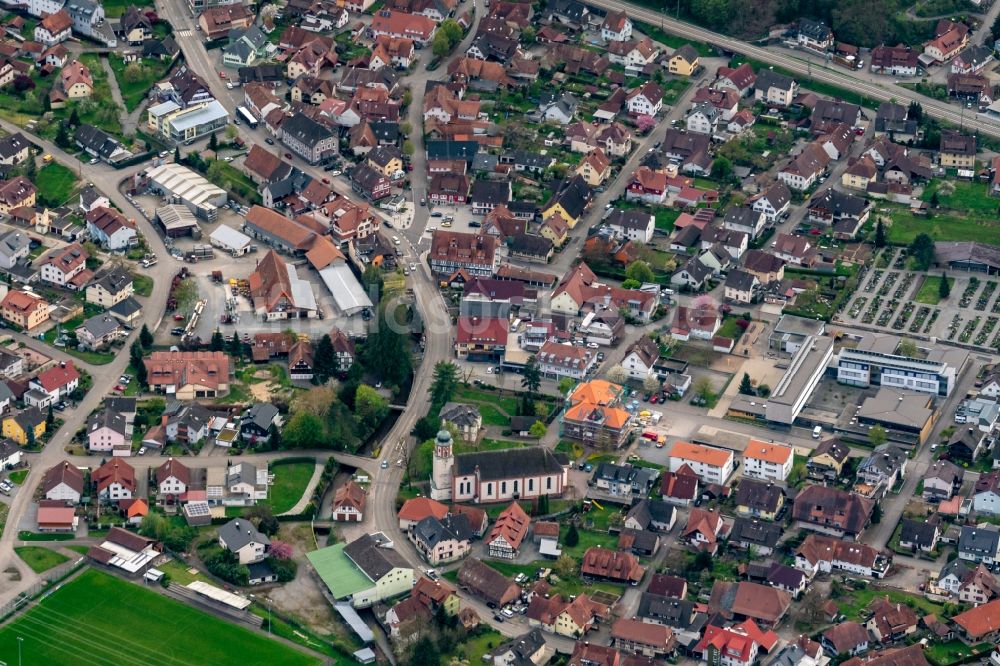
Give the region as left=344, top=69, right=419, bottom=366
left=765, top=335, right=834, bottom=425
left=837, top=333, right=966, bottom=397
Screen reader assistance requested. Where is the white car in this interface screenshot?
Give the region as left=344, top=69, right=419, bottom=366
left=501, top=609, right=514, bottom=618
left=329, top=170, right=342, bottom=177
left=381, top=459, right=389, bottom=468
left=224, top=156, right=234, bottom=162
left=486, top=367, right=493, bottom=374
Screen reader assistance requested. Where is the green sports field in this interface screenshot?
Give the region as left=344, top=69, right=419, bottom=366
left=0, top=569, right=320, bottom=666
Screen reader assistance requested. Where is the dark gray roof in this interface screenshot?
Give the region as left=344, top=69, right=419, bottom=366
left=109, top=296, right=143, bottom=318
left=725, top=270, right=758, bottom=292
left=900, top=519, right=937, bottom=547
left=413, top=516, right=461, bottom=549
left=0, top=132, right=29, bottom=161
left=454, top=447, right=568, bottom=481
left=0, top=438, right=21, bottom=459
left=492, top=628, right=546, bottom=666
left=808, top=188, right=870, bottom=218
left=510, top=233, right=552, bottom=257
left=730, top=517, right=782, bottom=549
left=426, top=140, right=479, bottom=162
left=74, top=124, right=122, bottom=158
left=858, top=444, right=907, bottom=478
left=767, top=562, right=805, bottom=589
left=939, top=558, right=971, bottom=581
left=755, top=69, right=795, bottom=93
left=595, top=462, right=635, bottom=484
left=106, top=396, right=136, bottom=414
left=92, top=267, right=132, bottom=296
left=810, top=437, right=850, bottom=465
left=344, top=533, right=410, bottom=580
left=78, top=314, right=121, bottom=339
left=88, top=409, right=126, bottom=437
left=218, top=518, right=270, bottom=552
left=243, top=403, right=279, bottom=431
left=936, top=242, right=1000, bottom=271
left=637, top=594, right=706, bottom=632
left=734, top=479, right=784, bottom=513
left=470, top=180, right=511, bottom=205
left=439, top=402, right=480, bottom=428
left=282, top=113, right=335, bottom=149
left=606, top=208, right=653, bottom=231
left=958, top=525, right=1000, bottom=557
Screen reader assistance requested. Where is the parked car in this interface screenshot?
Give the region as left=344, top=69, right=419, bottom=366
left=265, top=137, right=274, bottom=145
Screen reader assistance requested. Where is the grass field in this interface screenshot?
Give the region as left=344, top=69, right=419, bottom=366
left=8, top=469, right=27, bottom=484
left=108, top=55, right=171, bottom=111
left=133, top=274, right=154, bottom=297
left=886, top=180, right=1000, bottom=245
left=0, top=569, right=320, bottom=666
left=837, top=587, right=945, bottom=621
left=264, top=461, right=315, bottom=514
left=914, top=276, right=954, bottom=305
left=18, top=530, right=76, bottom=541
left=35, top=163, right=77, bottom=207
left=15, top=546, right=69, bottom=573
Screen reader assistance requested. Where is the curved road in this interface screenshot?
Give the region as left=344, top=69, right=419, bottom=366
left=0, top=120, right=179, bottom=604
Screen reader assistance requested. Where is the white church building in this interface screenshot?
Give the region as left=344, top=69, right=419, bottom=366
left=431, top=429, right=570, bottom=503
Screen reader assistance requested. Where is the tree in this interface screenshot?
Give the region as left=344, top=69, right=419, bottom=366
left=46, top=404, right=54, bottom=428
left=558, top=377, right=576, bottom=395
left=123, top=62, right=146, bottom=83
left=739, top=372, right=754, bottom=395
left=868, top=424, right=888, bottom=448
left=12, top=75, right=33, bottom=92
left=209, top=329, right=225, bottom=351
left=874, top=219, right=887, bottom=248
left=400, top=121, right=412, bottom=137
left=224, top=124, right=238, bottom=141
left=408, top=635, right=441, bottom=666
left=939, top=273, right=951, bottom=299
left=529, top=421, right=547, bottom=439
left=431, top=361, right=459, bottom=406
left=713, top=154, right=733, bottom=180
left=402, top=139, right=415, bottom=156
left=694, top=376, right=714, bottom=403
left=872, top=503, right=883, bottom=524
left=355, top=384, right=390, bottom=433
left=431, top=30, right=451, bottom=57
left=139, top=324, right=153, bottom=348
left=312, top=334, right=337, bottom=383
left=54, top=121, right=71, bottom=149
left=909, top=233, right=936, bottom=271
left=908, top=100, right=923, bottom=122
left=800, top=588, right=827, bottom=625
left=282, top=411, right=326, bottom=449
left=134, top=357, right=147, bottom=386
left=246, top=505, right=280, bottom=536
left=208, top=132, right=219, bottom=152
left=521, top=25, right=536, bottom=44
left=896, top=338, right=918, bottom=357
left=606, top=365, right=628, bottom=385
left=521, top=355, right=541, bottom=396
left=129, top=339, right=144, bottom=367
left=643, top=375, right=662, bottom=394
left=362, top=301, right=412, bottom=389
left=554, top=554, right=576, bottom=578
left=228, top=329, right=244, bottom=359
left=69, top=107, right=80, bottom=128
left=565, top=522, right=579, bottom=547
left=636, top=114, right=657, bottom=134
left=625, top=260, right=655, bottom=284
left=440, top=18, right=462, bottom=43
left=174, top=145, right=181, bottom=162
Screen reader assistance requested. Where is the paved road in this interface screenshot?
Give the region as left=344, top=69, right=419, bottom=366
left=0, top=119, right=179, bottom=604
left=587, top=0, right=1000, bottom=139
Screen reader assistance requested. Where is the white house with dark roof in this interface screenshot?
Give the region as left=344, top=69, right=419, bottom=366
left=219, top=518, right=270, bottom=564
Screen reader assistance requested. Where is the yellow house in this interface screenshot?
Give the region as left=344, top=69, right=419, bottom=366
left=539, top=214, right=569, bottom=248
left=940, top=131, right=976, bottom=169
left=3, top=409, right=46, bottom=445
left=735, top=483, right=785, bottom=521
left=367, top=146, right=404, bottom=178
left=842, top=156, right=877, bottom=191
left=0, top=289, right=48, bottom=331
left=668, top=44, right=700, bottom=76
left=60, top=59, right=93, bottom=99
left=576, top=148, right=611, bottom=187
left=808, top=437, right=849, bottom=482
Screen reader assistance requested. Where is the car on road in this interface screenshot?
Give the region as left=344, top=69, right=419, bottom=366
left=441, top=220, right=451, bottom=227
left=392, top=236, right=400, bottom=245
left=329, top=170, right=341, bottom=176
left=321, top=177, right=330, bottom=184
left=89, top=158, right=99, bottom=165
left=226, top=82, right=234, bottom=89
left=381, top=459, right=388, bottom=468
left=114, top=384, right=125, bottom=392
left=468, top=220, right=480, bottom=227
left=54, top=402, right=67, bottom=411
left=596, top=352, right=604, bottom=361
left=383, top=221, right=393, bottom=228
left=284, top=152, right=293, bottom=160
left=409, top=263, right=416, bottom=271
left=265, top=137, right=274, bottom=145
left=171, top=327, right=185, bottom=336
left=584, top=463, right=593, bottom=472
left=425, top=569, right=438, bottom=580
left=224, top=156, right=234, bottom=162
left=486, top=367, right=493, bottom=374
left=219, top=70, right=227, bottom=78
left=138, top=447, right=147, bottom=456
left=431, top=212, right=443, bottom=217
left=43, top=154, right=53, bottom=162
left=493, top=613, right=504, bottom=623
left=502, top=609, right=514, bottom=619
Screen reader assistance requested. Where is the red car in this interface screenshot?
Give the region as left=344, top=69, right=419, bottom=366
left=650, top=395, right=659, bottom=404
left=219, top=71, right=227, bottom=79
left=322, top=177, right=330, bottom=184
left=284, top=152, right=292, bottom=160
left=173, top=314, right=185, bottom=321
left=114, top=384, right=125, bottom=392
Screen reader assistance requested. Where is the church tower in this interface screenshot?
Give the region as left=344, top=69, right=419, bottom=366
left=430, top=429, right=454, bottom=501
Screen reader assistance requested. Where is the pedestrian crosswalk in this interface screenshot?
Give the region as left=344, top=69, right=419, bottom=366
left=175, top=28, right=194, bottom=37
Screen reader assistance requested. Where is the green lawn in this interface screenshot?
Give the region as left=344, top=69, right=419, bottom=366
left=66, top=545, right=90, bottom=555
left=715, top=316, right=746, bottom=341
left=886, top=181, right=1000, bottom=245
left=560, top=524, right=620, bottom=558
left=8, top=469, right=27, bottom=484
left=264, top=461, right=315, bottom=514
left=837, top=587, right=946, bottom=622
left=914, top=276, right=954, bottom=305
left=133, top=273, right=154, bottom=297
left=108, top=55, right=172, bottom=111
left=443, top=629, right=506, bottom=663
left=655, top=208, right=681, bottom=231
left=925, top=640, right=995, bottom=666
left=0, top=568, right=320, bottom=665
left=157, top=558, right=209, bottom=585
left=483, top=559, right=624, bottom=597
left=100, top=0, right=150, bottom=17
left=14, top=546, right=69, bottom=573
left=17, top=531, right=76, bottom=541
left=35, top=163, right=78, bottom=207
left=455, top=438, right=525, bottom=455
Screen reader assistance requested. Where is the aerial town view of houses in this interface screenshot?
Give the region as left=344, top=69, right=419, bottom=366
left=4, top=0, right=1000, bottom=663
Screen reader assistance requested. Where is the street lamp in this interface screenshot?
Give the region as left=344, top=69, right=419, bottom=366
left=17, top=636, right=22, bottom=666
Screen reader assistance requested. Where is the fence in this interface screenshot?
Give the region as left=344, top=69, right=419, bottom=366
left=0, top=557, right=86, bottom=623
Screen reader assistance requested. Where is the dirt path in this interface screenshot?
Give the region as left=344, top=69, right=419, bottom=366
left=98, top=55, right=129, bottom=134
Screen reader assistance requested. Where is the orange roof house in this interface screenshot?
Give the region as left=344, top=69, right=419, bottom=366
left=562, top=379, right=633, bottom=449
left=143, top=351, right=230, bottom=400
left=398, top=496, right=448, bottom=529
left=487, top=501, right=530, bottom=559
left=668, top=441, right=735, bottom=485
